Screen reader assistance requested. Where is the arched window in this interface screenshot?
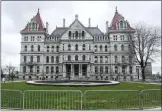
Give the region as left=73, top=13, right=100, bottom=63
left=68, top=44, right=71, bottom=51
left=95, top=67, right=98, bottom=74
left=95, top=45, right=97, bottom=51
left=51, top=66, right=54, bottom=73
left=47, top=46, right=49, bottom=52
left=105, top=66, right=108, bottom=73
left=38, top=45, right=40, bottom=51
left=82, top=55, right=86, bottom=61
left=37, top=56, right=40, bottom=63
left=82, top=31, right=85, bottom=38
left=56, top=46, right=59, bottom=52
left=56, top=56, right=59, bottom=63
left=30, top=56, right=33, bottom=62
left=105, top=56, right=108, bottom=63
left=122, top=66, right=125, bottom=74
left=129, top=56, right=132, bottom=63
left=89, top=44, right=91, bottom=50
left=31, top=45, right=34, bottom=51
left=46, top=56, right=49, bottom=63
left=95, top=56, right=98, bottom=63
left=75, top=44, right=78, bottom=51
left=100, top=66, right=103, bottom=74
left=30, top=66, right=33, bottom=73
left=51, top=56, right=54, bottom=63
left=75, top=31, right=78, bottom=38
left=68, top=55, right=71, bottom=61
left=120, top=21, right=123, bottom=29
left=24, top=56, right=26, bottom=63
left=25, top=45, right=27, bottom=51
left=100, top=56, right=103, bottom=63
left=69, top=31, right=71, bottom=37
left=46, top=66, right=49, bottom=73
left=115, top=56, right=118, bottom=63
left=121, top=45, right=124, bottom=51
left=129, top=66, right=132, bottom=74
left=75, top=55, right=78, bottom=61
left=100, top=45, right=102, bottom=51
left=115, top=66, right=118, bottom=74
left=114, top=45, right=117, bottom=51
left=122, top=56, right=125, bottom=63
left=83, top=44, right=85, bottom=50
left=23, top=66, right=26, bottom=73
left=51, top=46, right=54, bottom=52
left=37, top=66, right=39, bottom=73
left=56, top=66, right=59, bottom=74
left=105, top=45, right=107, bottom=52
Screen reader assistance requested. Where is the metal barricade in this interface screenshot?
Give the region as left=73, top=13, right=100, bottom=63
left=140, top=89, right=161, bottom=109
left=1, top=89, right=23, bottom=109
left=83, top=90, right=140, bottom=110
left=23, top=90, right=82, bottom=110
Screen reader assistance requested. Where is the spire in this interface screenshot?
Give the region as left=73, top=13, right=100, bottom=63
left=38, top=8, right=39, bottom=14
left=115, top=6, right=118, bottom=13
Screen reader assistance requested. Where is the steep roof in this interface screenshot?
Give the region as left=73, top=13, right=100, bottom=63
left=21, top=9, right=45, bottom=32
left=86, top=27, right=103, bottom=36
left=51, top=27, right=68, bottom=36
left=110, top=10, right=134, bottom=30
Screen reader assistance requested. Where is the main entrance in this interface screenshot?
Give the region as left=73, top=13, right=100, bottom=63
left=74, top=64, right=79, bottom=76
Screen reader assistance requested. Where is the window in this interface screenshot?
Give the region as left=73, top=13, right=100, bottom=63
left=83, top=44, right=85, bottom=50
left=69, top=31, right=71, bottom=37
left=89, top=44, right=91, bottom=50
left=105, top=56, right=108, bottom=63
left=51, top=56, right=54, bottom=63
left=68, top=55, right=71, bottom=61
left=31, top=45, right=34, bottom=51
left=128, top=45, right=131, bottom=51
left=82, top=55, right=86, bottom=61
left=100, top=45, right=102, bottom=51
left=37, top=56, right=40, bottom=63
left=51, top=66, right=54, bottom=73
left=56, top=66, right=59, bottom=74
left=95, top=45, right=97, bottom=51
left=120, top=21, right=123, bottom=29
left=37, top=66, right=39, bottom=73
left=129, top=66, right=132, bottom=74
left=30, top=56, right=33, bottom=62
left=56, top=56, right=59, bottom=63
left=115, top=66, right=118, bottom=74
left=129, top=56, right=132, bottom=63
left=115, top=56, right=118, bottom=63
left=23, top=66, right=26, bottom=73
left=120, top=35, right=124, bottom=40
left=95, top=67, right=98, bottom=74
left=38, top=45, right=40, bottom=51
left=105, top=66, right=108, bottom=73
left=75, top=31, right=78, bottom=38
left=24, top=56, right=26, bottom=63
left=25, top=45, right=27, bottom=51
left=82, top=31, right=85, bottom=38
left=47, top=46, right=49, bottom=52
left=105, top=45, right=107, bottom=52
left=122, top=66, right=125, bottom=74
left=68, top=44, right=71, bottom=51
left=30, top=66, right=33, bottom=73
left=56, top=46, right=59, bottom=52
left=114, top=45, right=117, bottom=51
left=75, top=44, right=78, bottom=51
left=113, top=35, right=117, bottom=40
left=121, top=45, right=124, bottom=51
left=46, top=66, right=49, bottom=73
left=122, top=56, right=125, bottom=63
left=95, top=56, right=98, bottom=63
left=51, top=46, right=54, bottom=52
left=63, top=44, right=64, bottom=51
left=100, top=56, right=103, bottom=63
left=46, top=56, right=49, bottom=63
left=75, top=55, right=78, bottom=61
left=100, top=66, right=103, bottom=74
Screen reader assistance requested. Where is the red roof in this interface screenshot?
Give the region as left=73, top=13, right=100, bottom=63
left=21, top=10, right=45, bottom=32
left=110, top=11, right=134, bottom=30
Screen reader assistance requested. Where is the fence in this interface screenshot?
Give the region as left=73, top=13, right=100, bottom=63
left=1, top=89, right=161, bottom=110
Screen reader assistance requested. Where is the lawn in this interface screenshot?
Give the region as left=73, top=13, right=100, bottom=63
left=1, top=81, right=161, bottom=110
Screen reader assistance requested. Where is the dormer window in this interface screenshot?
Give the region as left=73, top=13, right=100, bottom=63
left=69, top=31, right=71, bottom=38
left=82, top=31, right=85, bottom=38
left=120, top=21, right=123, bottom=29
left=75, top=31, right=78, bottom=38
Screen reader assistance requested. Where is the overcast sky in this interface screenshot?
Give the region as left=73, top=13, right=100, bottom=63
left=1, top=1, right=161, bottom=74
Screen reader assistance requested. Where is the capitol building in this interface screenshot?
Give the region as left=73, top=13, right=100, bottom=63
left=19, top=8, right=152, bottom=81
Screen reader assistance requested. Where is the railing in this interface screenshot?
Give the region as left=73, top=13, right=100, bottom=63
left=1, top=89, right=161, bottom=110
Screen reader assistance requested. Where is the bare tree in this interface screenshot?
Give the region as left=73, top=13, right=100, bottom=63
left=130, top=23, right=161, bottom=81
left=4, top=64, right=16, bottom=81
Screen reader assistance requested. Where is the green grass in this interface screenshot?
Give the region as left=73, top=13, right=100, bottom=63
left=1, top=82, right=161, bottom=110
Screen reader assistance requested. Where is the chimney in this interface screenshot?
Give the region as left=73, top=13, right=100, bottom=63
left=63, top=18, right=65, bottom=27
left=88, top=18, right=91, bottom=27
left=46, top=22, right=49, bottom=33
left=106, top=21, right=109, bottom=33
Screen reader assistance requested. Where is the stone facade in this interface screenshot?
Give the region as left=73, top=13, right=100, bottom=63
left=19, top=9, right=151, bottom=81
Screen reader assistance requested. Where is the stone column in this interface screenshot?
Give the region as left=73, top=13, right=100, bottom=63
left=79, top=64, right=81, bottom=77
left=63, top=64, right=66, bottom=78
